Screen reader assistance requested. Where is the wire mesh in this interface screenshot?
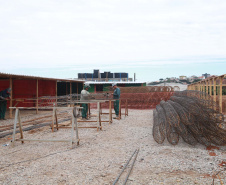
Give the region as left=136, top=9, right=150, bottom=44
left=153, top=90, right=226, bottom=146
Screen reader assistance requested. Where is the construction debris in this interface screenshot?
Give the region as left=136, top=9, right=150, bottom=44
left=153, top=90, right=226, bottom=146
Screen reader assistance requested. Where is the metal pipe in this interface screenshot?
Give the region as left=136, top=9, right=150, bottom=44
left=123, top=149, right=139, bottom=185
left=112, top=149, right=138, bottom=185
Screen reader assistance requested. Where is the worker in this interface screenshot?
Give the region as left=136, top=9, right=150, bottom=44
left=112, top=83, right=120, bottom=120
left=80, top=85, right=90, bottom=120
left=0, top=88, right=11, bottom=120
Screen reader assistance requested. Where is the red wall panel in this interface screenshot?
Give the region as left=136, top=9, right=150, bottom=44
left=0, top=79, right=56, bottom=108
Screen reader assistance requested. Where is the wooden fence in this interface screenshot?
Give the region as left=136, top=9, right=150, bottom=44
left=187, top=74, right=226, bottom=113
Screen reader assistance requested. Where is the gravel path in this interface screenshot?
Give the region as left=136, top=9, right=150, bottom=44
left=0, top=109, right=225, bottom=184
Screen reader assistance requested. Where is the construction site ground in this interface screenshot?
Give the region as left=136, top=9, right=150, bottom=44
left=0, top=109, right=225, bottom=185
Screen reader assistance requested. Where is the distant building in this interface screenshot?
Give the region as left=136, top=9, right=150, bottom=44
left=202, top=73, right=210, bottom=79
left=78, top=69, right=133, bottom=82
left=148, top=82, right=187, bottom=91
left=179, top=76, right=187, bottom=80
left=198, top=76, right=205, bottom=80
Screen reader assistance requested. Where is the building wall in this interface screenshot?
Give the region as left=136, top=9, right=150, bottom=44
left=87, top=83, right=146, bottom=93
left=57, top=82, right=83, bottom=95
left=0, top=79, right=57, bottom=108
left=88, top=84, right=95, bottom=93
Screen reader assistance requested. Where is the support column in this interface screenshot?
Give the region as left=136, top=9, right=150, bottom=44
left=70, top=82, right=72, bottom=106
left=55, top=81, right=57, bottom=106
left=77, top=82, right=79, bottom=100
left=202, top=81, right=205, bottom=92
left=209, top=79, right=212, bottom=96
left=213, top=78, right=216, bottom=102
left=9, top=77, right=13, bottom=118
left=219, top=76, right=223, bottom=113
left=36, top=79, right=39, bottom=114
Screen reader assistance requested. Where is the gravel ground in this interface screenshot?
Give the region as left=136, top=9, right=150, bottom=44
left=0, top=109, right=225, bottom=185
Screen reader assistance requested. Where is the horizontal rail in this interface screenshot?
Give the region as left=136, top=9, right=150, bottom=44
left=16, top=139, right=79, bottom=142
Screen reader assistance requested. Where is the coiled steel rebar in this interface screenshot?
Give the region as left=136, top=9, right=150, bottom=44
left=153, top=90, right=226, bottom=146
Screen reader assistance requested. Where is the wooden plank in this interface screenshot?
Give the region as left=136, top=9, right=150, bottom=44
left=77, top=120, right=98, bottom=122
left=55, top=126, right=99, bottom=129
left=16, top=139, right=74, bottom=142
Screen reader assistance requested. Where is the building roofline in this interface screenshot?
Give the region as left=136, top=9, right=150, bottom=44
left=85, top=81, right=145, bottom=85
left=0, top=72, right=84, bottom=83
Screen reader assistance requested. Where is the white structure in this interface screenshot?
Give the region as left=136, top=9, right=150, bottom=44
left=148, top=82, right=187, bottom=91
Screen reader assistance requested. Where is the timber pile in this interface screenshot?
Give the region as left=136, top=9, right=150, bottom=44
left=153, top=90, right=226, bottom=146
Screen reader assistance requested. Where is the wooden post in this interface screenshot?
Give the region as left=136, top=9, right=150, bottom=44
left=219, top=76, right=223, bottom=113
left=202, top=81, right=205, bottom=92
left=55, top=109, right=58, bottom=130
left=119, top=99, right=121, bottom=119
left=12, top=108, right=19, bottom=146
left=18, top=109, right=24, bottom=143
left=213, top=78, right=216, bottom=103
left=9, top=77, right=13, bottom=118
left=55, top=81, right=58, bottom=107
left=209, top=79, right=212, bottom=96
left=109, top=100, right=112, bottom=123
left=66, top=82, right=68, bottom=106
left=70, top=82, right=72, bottom=106
left=97, top=102, right=102, bottom=131
left=126, top=99, right=128, bottom=116
left=36, top=79, right=39, bottom=114
left=100, top=102, right=102, bottom=115
left=51, top=107, right=56, bottom=132
left=73, top=107, right=79, bottom=145
left=77, top=82, right=78, bottom=101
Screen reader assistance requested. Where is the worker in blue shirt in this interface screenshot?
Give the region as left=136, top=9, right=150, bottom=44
left=112, top=83, right=120, bottom=119
left=0, top=88, right=11, bottom=120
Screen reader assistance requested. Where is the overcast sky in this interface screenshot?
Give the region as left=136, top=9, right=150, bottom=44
left=0, top=0, right=225, bottom=82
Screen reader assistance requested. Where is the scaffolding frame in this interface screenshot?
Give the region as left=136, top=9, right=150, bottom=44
left=10, top=107, right=81, bottom=148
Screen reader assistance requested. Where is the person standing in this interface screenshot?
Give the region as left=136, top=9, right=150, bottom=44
left=80, top=85, right=90, bottom=120
left=112, top=83, right=120, bottom=120
left=0, top=88, right=11, bottom=120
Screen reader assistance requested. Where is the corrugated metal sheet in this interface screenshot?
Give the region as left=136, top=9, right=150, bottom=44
left=0, top=72, right=84, bottom=82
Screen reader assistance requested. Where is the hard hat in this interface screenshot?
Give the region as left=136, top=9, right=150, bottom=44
left=7, top=88, right=11, bottom=93
left=112, top=83, right=117, bottom=87
left=84, top=85, right=90, bottom=89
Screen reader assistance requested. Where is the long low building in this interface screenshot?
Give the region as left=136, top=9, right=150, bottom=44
left=84, top=81, right=146, bottom=93
left=0, top=72, right=84, bottom=118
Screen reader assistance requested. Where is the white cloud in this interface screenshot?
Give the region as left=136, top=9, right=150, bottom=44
left=0, top=0, right=225, bottom=80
